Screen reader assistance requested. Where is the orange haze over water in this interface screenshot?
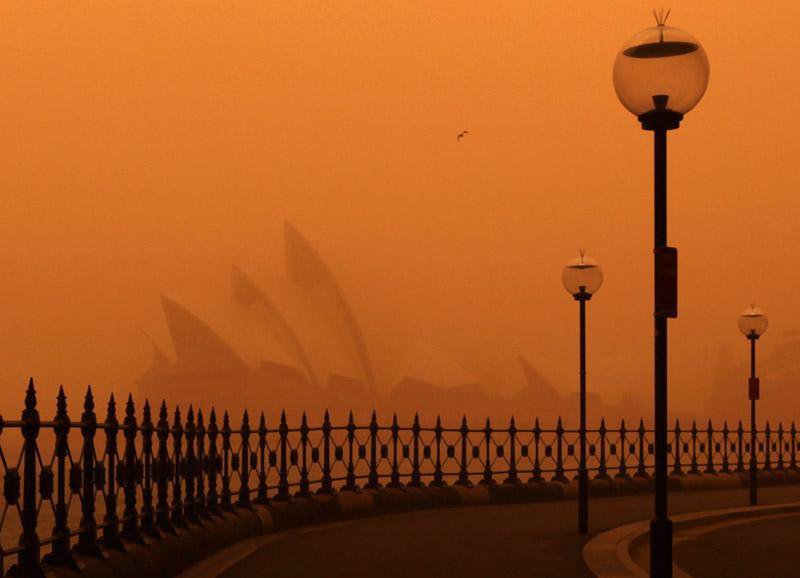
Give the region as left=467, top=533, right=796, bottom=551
left=1, top=1, right=799, bottom=425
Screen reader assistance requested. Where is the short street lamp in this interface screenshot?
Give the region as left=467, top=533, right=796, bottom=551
left=739, top=305, right=768, bottom=506
left=613, top=10, right=709, bottom=578
left=562, top=251, right=603, bottom=535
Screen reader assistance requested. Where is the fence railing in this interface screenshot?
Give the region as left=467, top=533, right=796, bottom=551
left=0, top=380, right=796, bottom=575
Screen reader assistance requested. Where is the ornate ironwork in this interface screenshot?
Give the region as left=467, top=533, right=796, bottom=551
left=0, top=381, right=791, bottom=574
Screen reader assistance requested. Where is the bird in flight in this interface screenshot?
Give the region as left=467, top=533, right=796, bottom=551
left=457, top=130, right=469, bottom=141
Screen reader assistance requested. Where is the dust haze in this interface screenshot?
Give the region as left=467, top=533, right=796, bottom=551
left=1, top=1, right=800, bottom=428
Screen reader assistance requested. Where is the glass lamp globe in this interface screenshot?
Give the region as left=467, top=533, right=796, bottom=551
left=562, top=253, right=603, bottom=297
left=739, top=305, right=768, bottom=338
left=613, top=23, right=709, bottom=117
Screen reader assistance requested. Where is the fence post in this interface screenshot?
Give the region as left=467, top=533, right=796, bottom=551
left=77, top=386, right=103, bottom=557
left=481, top=417, right=495, bottom=485
left=705, top=420, right=716, bottom=474
left=156, top=401, right=173, bottom=532
left=46, top=385, right=77, bottom=567
left=238, top=410, right=251, bottom=508
left=505, top=417, right=519, bottom=484
left=721, top=421, right=731, bottom=474
left=77, top=386, right=103, bottom=556
left=207, top=409, right=220, bottom=514
left=276, top=410, right=290, bottom=500
left=172, top=407, right=185, bottom=527
left=777, top=422, right=785, bottom=470
left=318, top=410, right=334, bottom=495
left=365, top=411, right=380, bottom=490
left=343, top=411, right=359, bottom=492
left=100, top=394, right=123, bottom=549
left=185, top=406, right=199, bottom=521
left=456, top=415, right=470, bottom=487
left=431, top=416, right=445, bottom=487
left=388, top=414, right=402, bottom=488
left=635, top=418, right=648, bottom=478
left=297, top=412, right=312, bottom=497
left=531, top=418, right=544, bottom=483
left=409, top=413, right=422, bottom=488
left=615, top=419, right=629, bottom=479
left=792, top=422, right=797, bottom=470
left=688, top=420, right=700, bottom=475
left=122, top=395, right=142, bottom=542
left=764, top=421, right=772, bottom=471
left=140, top=400, right=157, bottom=536
left=256, top=412, right=268, bottom=503
left=596, top=418, right=608, bottom=481
left=736, top=420, right=745, bottom=473
left=18, top=379, right=42, bottom=575
left=221, top=411, right=232, bottom=510
left=554, top=417, right=567, bottom=482
left=671, top=419, right=683, bottom=476
left=195, top=409, right=208, bottom=519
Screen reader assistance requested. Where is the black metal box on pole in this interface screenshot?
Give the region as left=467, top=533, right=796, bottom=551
left=655, top=246, right=678, bottom=318
left=749, top=377, right=760, bottom=401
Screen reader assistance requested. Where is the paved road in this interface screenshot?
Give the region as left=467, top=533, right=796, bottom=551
left=675, top=511, right=800, bottom=578
left=221, top=485, right=800, bottom=578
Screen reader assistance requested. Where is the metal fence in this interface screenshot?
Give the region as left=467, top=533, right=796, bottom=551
left=0, top=380, right=796, bottom=575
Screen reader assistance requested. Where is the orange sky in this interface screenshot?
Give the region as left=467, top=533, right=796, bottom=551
left=0, top=1, right=799, bottom=420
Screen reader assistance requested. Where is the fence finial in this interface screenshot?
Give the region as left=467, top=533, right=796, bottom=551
left=84, top=385, right=94, bottom=412
left=25, top=378, right=36, bottom=410
left=126, top=394, right=135, bottom=418
left=57, top=385, right=66, bottom=413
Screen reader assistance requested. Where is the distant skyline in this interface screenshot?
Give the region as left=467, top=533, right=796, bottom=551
left=0, top=2, right=798, bottom=421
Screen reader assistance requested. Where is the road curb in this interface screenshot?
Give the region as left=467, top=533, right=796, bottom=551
left=582, top=501, right=800, bottom=578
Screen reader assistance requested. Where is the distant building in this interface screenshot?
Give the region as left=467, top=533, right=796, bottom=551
left=137, top=222, right=628, bottom=423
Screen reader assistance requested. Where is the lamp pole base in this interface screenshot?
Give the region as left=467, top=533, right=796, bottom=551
left=650, top=518, right=673, bottom=578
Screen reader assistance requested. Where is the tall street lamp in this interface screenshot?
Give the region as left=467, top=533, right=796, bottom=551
left=739, top=305, right=768, bottom=506
left=613, top=11, right=709, bottom=578
left=562, top=251, right=603, bottom=535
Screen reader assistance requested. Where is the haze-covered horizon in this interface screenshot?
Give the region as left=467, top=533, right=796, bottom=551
left=2, top=1, right=800, bottom=424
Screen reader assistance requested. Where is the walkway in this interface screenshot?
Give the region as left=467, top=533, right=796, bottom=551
left=211, top=485, right=800, bottom=578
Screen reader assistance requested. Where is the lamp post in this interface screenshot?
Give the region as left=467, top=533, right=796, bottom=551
left=739, top=305, right=768, bottom=506
left=613, top=11, right=709, bottom=578
left=562, top=251, right=603, bottom=535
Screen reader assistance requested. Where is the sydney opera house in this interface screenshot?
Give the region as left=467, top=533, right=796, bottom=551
left=137, top=222, right=624, bottom=424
